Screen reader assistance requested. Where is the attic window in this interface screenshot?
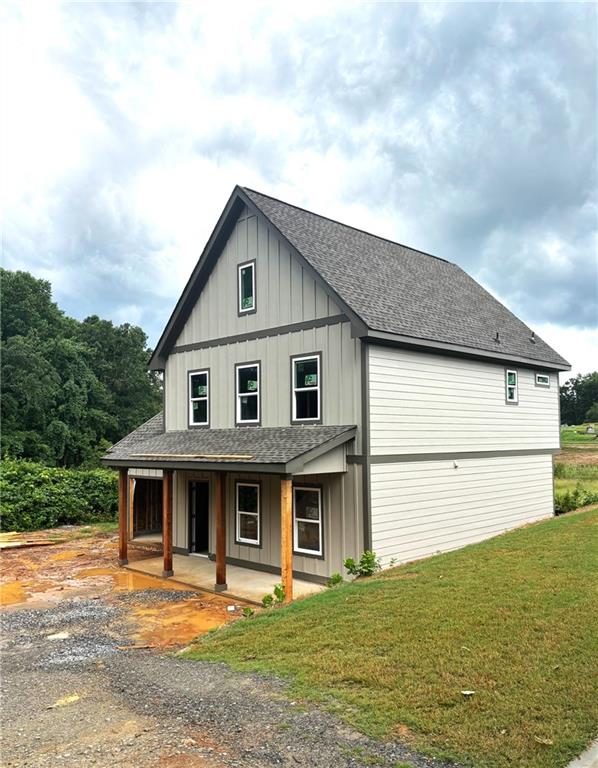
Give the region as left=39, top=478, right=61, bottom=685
left=238, top=261, right=255, bottom=314
left=535, top=373, right=550, bottom=388
left=505, top=369, right=518, bottom=404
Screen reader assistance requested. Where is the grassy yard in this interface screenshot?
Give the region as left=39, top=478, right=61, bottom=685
left=184, top=509, right=598, bottom=768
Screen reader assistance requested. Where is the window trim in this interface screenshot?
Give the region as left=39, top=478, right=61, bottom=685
left=293, top=484, right=324, bottom=558
left=188, top=368, right=210, bottom=428
left=235, top=360, right=261, bottom=426
left=237, top=259, right=256, bottom=316
left=535, top=372, right=551, bottom=388
left=291, top=352, right=322, bottom=424
left=235, top=481, right=261, bottom=547
left=505, top=368, right=519, bottom=405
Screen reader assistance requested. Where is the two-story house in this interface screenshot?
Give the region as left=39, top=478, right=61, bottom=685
left=102, top=186, right=570, bottom=602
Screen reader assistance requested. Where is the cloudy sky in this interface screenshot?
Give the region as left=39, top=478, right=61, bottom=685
left=1, top=1, right=596, bottom=378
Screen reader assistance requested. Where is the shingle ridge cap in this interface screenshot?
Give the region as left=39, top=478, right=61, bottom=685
left=241, top=187, right=451, bottom=265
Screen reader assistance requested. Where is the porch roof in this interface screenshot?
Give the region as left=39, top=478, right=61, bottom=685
left=102, top=413, right=356, bottom=474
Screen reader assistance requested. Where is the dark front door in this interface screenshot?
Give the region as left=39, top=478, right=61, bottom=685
left=189, top=481, right=209, bottom=554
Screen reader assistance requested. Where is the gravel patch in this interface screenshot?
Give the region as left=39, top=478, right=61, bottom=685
left=2, top=591, right=461, bottom=768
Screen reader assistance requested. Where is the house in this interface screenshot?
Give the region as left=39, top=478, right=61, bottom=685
left=102, top=186, right=570, bottom=602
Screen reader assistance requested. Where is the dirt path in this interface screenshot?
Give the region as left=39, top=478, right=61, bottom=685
left=0, top=529, right=454, bottom=768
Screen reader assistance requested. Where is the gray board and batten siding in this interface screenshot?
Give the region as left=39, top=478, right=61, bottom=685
left=168, top=466, right=363, bottom=581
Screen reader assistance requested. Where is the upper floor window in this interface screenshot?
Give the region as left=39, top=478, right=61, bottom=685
left=236, top=362, right=260, bottom=424
left=535, top=372, right=550, bottom=388
left=505, top=369, right=518, bottom=404
left=292, top=353, right=321, bottom=422
left=188, top=369, right=209, bottom=426
left=238, top=261, right=256, bottom=314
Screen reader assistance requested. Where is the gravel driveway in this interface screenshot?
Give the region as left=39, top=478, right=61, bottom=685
left=1, top=533, right=457, bottom=768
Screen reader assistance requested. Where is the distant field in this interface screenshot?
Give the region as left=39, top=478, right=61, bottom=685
left=555, top=424, right=598, bottom=512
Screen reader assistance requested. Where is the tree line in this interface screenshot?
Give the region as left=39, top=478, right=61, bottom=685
left=1, top=269, right=162, bottom=467
left=559, top=372, right=598, bottom=425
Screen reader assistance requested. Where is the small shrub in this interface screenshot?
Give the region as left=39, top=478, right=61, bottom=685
left=344, top=550, right=382, bottom=577
left=554, top=483, right=598, bottom=515
left=242, top=606, right=255, bottom=619
left=273, top=583, right=285, bottom=604
left=261, top=593, right=274, bottom=608
left=327, top=572, right=343, bottom=588
left=0, top=458, right=118, bottom=531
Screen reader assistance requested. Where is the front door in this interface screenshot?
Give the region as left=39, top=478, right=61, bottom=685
left=189, top=481, right=209, bottom=554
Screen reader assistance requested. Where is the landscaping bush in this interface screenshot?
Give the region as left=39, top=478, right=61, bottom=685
left=0, top=458, right=118, bottom=531
left=554, top=483, right=598, bottom=515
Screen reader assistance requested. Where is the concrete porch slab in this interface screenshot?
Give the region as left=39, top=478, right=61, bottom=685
left=125, top=553, right=324, bottom=604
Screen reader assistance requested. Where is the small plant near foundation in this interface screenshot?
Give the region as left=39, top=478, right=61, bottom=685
left=242, top=606, right=255, bottom=619
left=344, top=550, right=382, bottom=578
left=261, top=583, right=286, bottom=608
left=326, top=572, right=343, bottom=588
left=273, top=583, right=285, bottom=603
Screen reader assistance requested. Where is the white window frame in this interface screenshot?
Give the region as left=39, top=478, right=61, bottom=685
left=188, top=369, right=209, bottom=426
left=293, top=486, right=323, bottom=556
left=236, top=482, right=260, bottom=546
left=238, top=261, right=255, bottom=314
left=236, top=362, right=260, bottom=424
left=292, top=354, right=321, bottom=423
left=535, top=372, right=550, bottom=388
left=505, top=369, right=519, bottom=404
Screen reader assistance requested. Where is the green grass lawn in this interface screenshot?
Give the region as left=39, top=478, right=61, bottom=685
left=184, top=509, right=598, bottom=768
left=560, top=424, right=598, bottom=445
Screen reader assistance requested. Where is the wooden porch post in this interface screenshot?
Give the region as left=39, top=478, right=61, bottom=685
left=127, top=476, right=135, bottom=542
left=118, top=468, right=128, bottom=566
left=162, top=468, right=173, bottom=577
left=215, top=471, right=227, bottom=591
left=280, top=475, right=293, bottom=603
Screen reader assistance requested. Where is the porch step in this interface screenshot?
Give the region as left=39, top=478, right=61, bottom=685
left=129, top=538, right=163, bottom=554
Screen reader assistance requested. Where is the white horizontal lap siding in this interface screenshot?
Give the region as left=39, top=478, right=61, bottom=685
left=368, top=346, right=559, bottom=454
left=370, top=454, right=553, bottom=566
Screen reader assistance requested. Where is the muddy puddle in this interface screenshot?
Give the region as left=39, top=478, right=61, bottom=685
left=1, top=530, right=243, bottom=646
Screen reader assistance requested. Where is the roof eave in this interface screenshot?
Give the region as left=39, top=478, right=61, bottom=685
left=363, top=330, right=571, bottom=371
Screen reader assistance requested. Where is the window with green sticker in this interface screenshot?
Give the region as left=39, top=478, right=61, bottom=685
left=506, top=369, right=518, bottom=404
left=292, top=354, right=320, bottom=422
left=236, top=363, right=260, bottom=424
left=189, top=370, right=209, bottom=425
left=238, top=262, right=255, bottom=314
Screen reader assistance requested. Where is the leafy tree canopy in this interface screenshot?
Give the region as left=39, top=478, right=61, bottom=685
left=559, top=371, right=598, bottom=425
left=1, top=269, right=162, bottom=467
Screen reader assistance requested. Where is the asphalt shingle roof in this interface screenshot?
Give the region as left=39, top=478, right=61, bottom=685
left=104, top=414, right=356, bottom=468
left=242, top=188, right=569, bottom=368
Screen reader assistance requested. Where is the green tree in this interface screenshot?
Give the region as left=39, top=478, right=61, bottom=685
left=1, top=269, right=162, bottom=467
left=559, top=372, right=598, bottom=424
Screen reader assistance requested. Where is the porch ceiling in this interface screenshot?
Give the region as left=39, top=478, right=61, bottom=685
left=102, top=414, right=356, bottom=474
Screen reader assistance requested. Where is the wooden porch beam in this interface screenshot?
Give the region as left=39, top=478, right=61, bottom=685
left=162, top=468, right=174, bottom=577
left=280, top=475, right=293, bottom=603
left=215, top=471, right=227, bottom=591
left=118, top=468, right=128, bottom=565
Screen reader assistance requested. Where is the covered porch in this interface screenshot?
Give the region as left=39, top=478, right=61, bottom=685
left=126, top=551, right=323, bottom=604
left=105, top=418, right=358, bottom=604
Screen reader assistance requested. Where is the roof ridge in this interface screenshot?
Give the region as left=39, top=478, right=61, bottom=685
left=242, top=186, right=450, bottom=264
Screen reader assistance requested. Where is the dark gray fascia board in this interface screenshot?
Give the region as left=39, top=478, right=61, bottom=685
left=237, top=187, right=369, bottom=337
left=285, top=427, right=357, bottom=474
left=362, top=330, right=571, bottom=372
left=101, top=457, right=289, bottom=474
left=148, top=190, right=247, bottom=370
left=148, top=186, right=368, bottom=369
